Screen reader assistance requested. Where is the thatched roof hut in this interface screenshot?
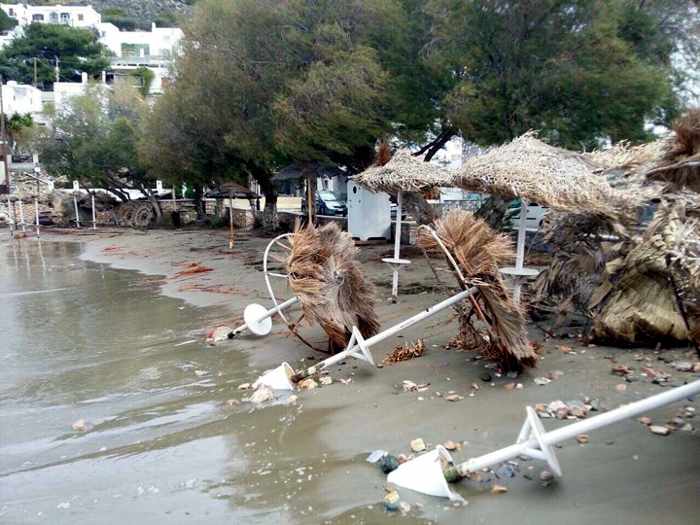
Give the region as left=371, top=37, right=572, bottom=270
left=456, top=132, right=646, bottom=222
left=353, top=149, right=454, bottom=194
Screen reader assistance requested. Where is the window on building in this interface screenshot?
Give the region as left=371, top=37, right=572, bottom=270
left=78, top=14, right=84, bottom=21
left=8, top=8, right=14, bottom=16
left=60, top=13, right=70, bottom=24
left=32, top=14, right=44, bottom=22
left=49, top=12, right=58, bottom=22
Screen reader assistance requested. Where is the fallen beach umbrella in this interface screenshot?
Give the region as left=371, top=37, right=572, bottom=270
left=228, top=296, right=300, bottom=337
left=388, top=379, right=700, bottom=498
left=387, top=446, right=461, bottom=501
left=254, top=287, right=479, bottom=390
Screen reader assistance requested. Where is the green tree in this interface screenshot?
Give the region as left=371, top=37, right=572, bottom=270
left=423, top=0, right=684, bottom=148
left=39, top=84, right=162, bottom=220
left=142, top=0, right=411, bottom=226
left=0, top=9, right=18, bottom=33
left=0, top=23, right=110, bottom=89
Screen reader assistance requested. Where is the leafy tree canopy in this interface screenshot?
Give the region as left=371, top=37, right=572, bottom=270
left=0, top=23, right=110, bottom=89
left=39, top=84, right=153, bottom=204
left=0, top=8, right=18, bottom=33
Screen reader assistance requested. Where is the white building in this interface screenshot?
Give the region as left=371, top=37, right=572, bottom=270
left=1, top=80, right=43, bottom=116
left=0, top=3, right=101, bottom=28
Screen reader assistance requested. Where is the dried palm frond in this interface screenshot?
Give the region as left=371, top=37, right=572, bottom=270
left=417, top=210, right=537, bottom=370
left=286, top=222, right=380, bottom=349
left=592, top=203, right=700, bottom=346
left=456, top=132, right=647, bottom=222
left=383, top=339, right=425, bottom=364
left=646, top=109, right=700, bottom=193
left=353, top=149, right=454, bottom=194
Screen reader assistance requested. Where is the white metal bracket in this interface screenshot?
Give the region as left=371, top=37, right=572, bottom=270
left=516, top=406, right=562, bottom=476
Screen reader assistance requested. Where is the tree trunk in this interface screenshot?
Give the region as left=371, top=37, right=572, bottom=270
left=193, top=185, right=205, bottom=221
left=255, top=170, right=278, bottom=232
left=475, top=195, right=509, bottom=230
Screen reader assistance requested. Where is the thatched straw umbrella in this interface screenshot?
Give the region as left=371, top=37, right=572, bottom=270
left=456, top=132, right=646, bottom=222
left=286, top=222, right=380, bottom=350
left=418, top=210, right=537, bottom=370
left=354, top=149, right=455, bottom=301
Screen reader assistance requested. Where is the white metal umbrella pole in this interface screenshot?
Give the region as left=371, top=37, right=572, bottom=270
left=34, top=196, right=39, bottom=237
left=457, top=378, right=700, bottom=477
left=295, top=286, right=478, bottom=379
left=73, top=191, right=80, bottom=229
left=91, top=194, right=97, bottom=230
left=500, top=199, right=538, bottom=304
left=388, top=379, right=700, bottom=500
left=382, top=191, right=410, bottom=303
left=257, top=286, right=478, bottom=390
left=228, top=296, right=300, bottom=338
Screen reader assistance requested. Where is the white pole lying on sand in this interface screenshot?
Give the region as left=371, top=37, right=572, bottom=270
left=229, top=296, right=300, bottom=338
left=382, top=191, right=410, bottom=303
left=261, top=287, right=478, bottom=390
left=6, top=193, right=15, bottom=239
left=389, top=379, right=700, bottom=499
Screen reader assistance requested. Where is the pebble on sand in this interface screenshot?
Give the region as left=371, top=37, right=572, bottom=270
left=445, top=394, right=463, bottom=402
left=319, top=376, right=333, bottom=386
left=649, top=425, right=671, bottom=436
left=576, top=434, right=589, bottom=444
left=638, top=416, right=652, bottom=425
left=238, top=383, right=252, bottom=391
left=298, top=378, right=318, bottom=390
left=615, top=384, right=627, bottom=392
left=72, top=419, right=91, bottom=432
left=410, top=438, right=426, bottom=452
left=443, top=440, right=459, bottom=451
left=491, top=484, right=508, bottom=494
left=247, top=386, right=274, bottom=404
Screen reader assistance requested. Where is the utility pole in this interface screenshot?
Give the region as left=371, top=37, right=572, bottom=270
left=54, top=57, right=60, bottom=83
left=33, top=57, right=38, bottom=87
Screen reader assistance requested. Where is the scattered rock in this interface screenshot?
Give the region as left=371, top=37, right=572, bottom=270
left=443, top=440, right=459, bottom=451
left=247, top=386, right=274, bottom=404
left=445, top=394, right=463, bottom=402
left=402, top=380, right=418, bottom=392
left=71, top=419, right=91, bottom=432
left=410, top=438, right=426, bottom=452
left=237, top=383, right=252, bottom=391
left=615, top=384, right=627, bottom=392
left=547, top=370, right=564, bottom=381
left=339, top=378, right=352, bottom=385
left=194, top=370, right=208, bottom=377
left=224, top=399, right=241, bottom=407
left=384, top=489, right=401, bottom=511
left=491, top=484, right=508, bottom=494
left=576, top=434, right=589, bottom=444
left=638, top=416, right=652, bottom=426
left=398, top=501, right=411, bottom=514
left=319, top=376, right=333, bottom=386
left=480, top=372, right=492, bottom=382
left=286, top=395, right=298, bottom=405
left=611, top=365, right=632, bottom=376
left=534, top=377, right=551, bottom=386
left=471, top=383, right=480, bottom=391
left=683, top=407, right=696, bottom=418
left=207, top=326, right=232, bottom=343
left=559, top=345, right=573, bottom=353
left=379, top=455, right=400, bottom=474
left=649, top=425, right=671, bottom=436
left=504, top=383, right=516, bottom=391
left=680, top=423, right=694, bottom=431
left=539, top=470, right=554, bottom=484
left=672, top=361, right=693, bottom=372
left=298, top=378, right=318, bottom=390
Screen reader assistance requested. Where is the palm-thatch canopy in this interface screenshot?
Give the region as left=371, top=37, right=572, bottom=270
left=286, top=222, right=380, bottom=349
left=417, top=210, right=537, bottom=370
left=456, top=132, right=646, bottom=221
left=353, top=149, right=454, bottom=194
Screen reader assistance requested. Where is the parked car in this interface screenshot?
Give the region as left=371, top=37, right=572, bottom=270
left=505, top=199, right=549, bottom=232
left=302, top=191, right=347, bottom=216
